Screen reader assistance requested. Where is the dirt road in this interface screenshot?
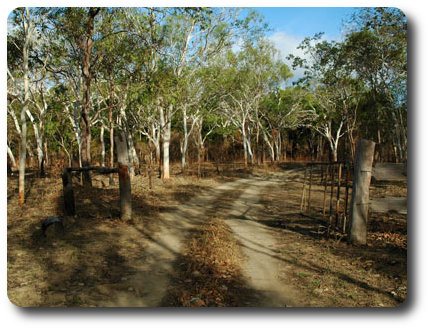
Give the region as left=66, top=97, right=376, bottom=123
left=97, top=178, right=253, bottom=306
left=104, top=171, right=300, bottom=307
left=8, top=167, right=406, bottom=307
left=225, top=173, right=303, bottom=307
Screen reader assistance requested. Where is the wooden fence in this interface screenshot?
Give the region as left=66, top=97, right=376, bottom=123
left=300, top=161, right=407, bottom=234
left=300, top=161, right=353, bottom=233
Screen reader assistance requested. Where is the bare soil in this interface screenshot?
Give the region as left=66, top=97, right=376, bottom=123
left=251, top=167, right=407, bottom=307
left=7, top=164, right=407, bottom=307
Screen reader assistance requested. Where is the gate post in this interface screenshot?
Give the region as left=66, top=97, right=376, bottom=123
left=115, top=132, right=132, bottom=222
left=348, top=139, right=376, bottom=245
left=62, top=168, right=75, bottom=216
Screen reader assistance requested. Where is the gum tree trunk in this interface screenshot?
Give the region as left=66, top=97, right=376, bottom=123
left=159, top=101, right=172, bottom=180
left=79, top=8, right=100, bottom=187
left=7, top=144, right=17, bottom=169
left=18, top=8, right=31, bottom=205
left=108, top=85, right=115, bottom=185
left=100, top=124, right=105, bottom=166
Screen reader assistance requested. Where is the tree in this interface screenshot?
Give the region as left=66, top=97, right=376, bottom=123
left=288, top=34, right=361, bottom=162
left=45, top=8, right=102, bottom=185
left=8, top=8, right=38, bottom=204
left=343, top=8, right=407, bottom=162
left=259, top=87, right=310, bottom=162
left=218, top=39, right=291, bottom=167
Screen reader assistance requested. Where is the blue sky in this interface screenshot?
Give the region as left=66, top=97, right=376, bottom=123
left=249, top=7, right=359, bottom=80
left=255, top=7, right=357, bottom=39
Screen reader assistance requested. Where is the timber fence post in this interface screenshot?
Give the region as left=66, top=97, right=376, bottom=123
left=307, top=164, right=313, bottom=212
left=348, top=139, right=376, bottom=245
left=115, top=132, right=132, bottom=222
left=62, top=168, right=75, bottom=216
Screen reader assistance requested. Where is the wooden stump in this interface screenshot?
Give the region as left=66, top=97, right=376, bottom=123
left=348, top=139, right=376, bottom=245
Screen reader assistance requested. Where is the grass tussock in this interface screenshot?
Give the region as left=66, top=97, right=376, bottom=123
left=164, top=219, right=252, bottom=307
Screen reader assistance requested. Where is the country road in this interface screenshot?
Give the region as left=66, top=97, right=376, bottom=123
left=99, top=171, right=301, bottom=307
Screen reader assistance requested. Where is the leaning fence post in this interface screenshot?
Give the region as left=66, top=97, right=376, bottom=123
left=115, top=132, right=132, bottom=222
left=62, top=168, right=75, bottom=216
left=329, top=164, right=335, bottom=222
left=343, top=164, right=350, bottom=233
left=335, top=163, right=342, bottom=227
left=300, top=167, right=308, bottom=212
left=323, top=165, right=329, bottom=217
left=348, top=139, right=376, bottom=245
left=307, top=164, right=313, bottom=212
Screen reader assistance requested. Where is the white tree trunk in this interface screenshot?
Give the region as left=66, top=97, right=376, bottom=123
left=127, top=129, right=139, bottom=177
left=151, top=122, right=161, bottom=165
left=26, top=109, right=44, bottom=174
left=181, top=107, right=188, bottom=171
left=68, top=105, right=83, bottom=167
left=162, top=128, right=171, bottom=179
left=7, top=144, right=17, bottom=169
left=260, top=128, right=275, bottom=162
left=18, top=8, right=31, bottom=205
left=100, top=124, right=105, bottom=167
left=159, top=102, right=172, bottom=179
left=242, top=129, right=248, bottom=168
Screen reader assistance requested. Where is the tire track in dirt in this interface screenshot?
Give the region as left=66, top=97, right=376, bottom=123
left=97, top=178, right=249, bottom=307
left=223, top=171, right=303, bottom=307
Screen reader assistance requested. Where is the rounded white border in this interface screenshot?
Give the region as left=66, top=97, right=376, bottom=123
left=1, top=1, right=427, bottom=329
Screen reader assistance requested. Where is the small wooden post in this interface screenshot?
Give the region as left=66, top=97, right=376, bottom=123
left=329, top=164, right=335, bottom=220
left=62, top=168, right=75, bottom=216
left=322, top=165, right=329, bottom=217
left=335, top=163, right=342, bottom=227
left=348, top=139, right=376, bottom=245
left=115, top=132, right=132, bottom=222
left=145, top=154, right=153, bottom=190
left=307, top=164, right=313, bottom=212
left=148, top=164, right=153, bottom=190
left=300, top=167, right=308, bottom=212
left=343, top=164, right=350, bottom=233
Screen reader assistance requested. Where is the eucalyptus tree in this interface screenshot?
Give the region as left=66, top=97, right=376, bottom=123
left=124, top=7, right=247, bottom=178
left=7, top=8, right=45, bottom=204
left=288, top=8, right=407, bottom=162
left=343, top=7, right=407, bottom=161
left=259, top=87, right=310, bottom=162
left=26, top=78, right=50, bottom=176
left=288, top=34, right=360, bottom=162
left=177, top=72, right=201, bottom=171
left=44, top=86, right=76, bottom=167
left=159, top=7, right=246, bottom=178
left=218, top=39, right=291, bottom=167
left=93, top=9, right=130, bottom=179
left=42, top=7, right=105, bottom=186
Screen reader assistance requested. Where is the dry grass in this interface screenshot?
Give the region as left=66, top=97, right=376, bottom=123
left=253, top=173, right=407, bottom=307
left=163, top=219, right=257, bottom=307
left=7, top=170, right=221, bottom=307
left=7, top=163, right=407, bottom=307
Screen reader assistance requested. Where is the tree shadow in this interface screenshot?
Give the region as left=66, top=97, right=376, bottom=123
left=227, top=218, right=405, bottom=304
left=7, top=174, right=259, bottom=307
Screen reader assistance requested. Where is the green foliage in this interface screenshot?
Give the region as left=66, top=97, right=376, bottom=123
left=6, top=7, right=407, bottom=166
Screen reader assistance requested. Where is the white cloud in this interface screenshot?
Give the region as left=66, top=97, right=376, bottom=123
left=269, top=31, right=304, bottom=59
left=268, top=31, right=342, bottom=83
left=268, top=31, right=308, bottom=82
